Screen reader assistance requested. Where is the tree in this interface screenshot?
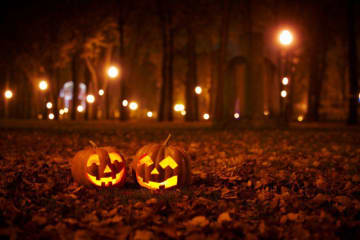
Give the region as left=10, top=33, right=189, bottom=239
left=347, top=0, right=358, bottom=125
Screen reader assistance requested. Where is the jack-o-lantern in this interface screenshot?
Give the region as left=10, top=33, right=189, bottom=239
left=70, top=142, right=126, bottom=187
left=133, top=135, right=191, bottom=190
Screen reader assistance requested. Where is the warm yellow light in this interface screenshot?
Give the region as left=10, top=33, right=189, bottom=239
left=129, top=102, right=138, bottom=110
left=4, top=90, right=13, bottom=99
left=86, top=94, right=95, bottom=104
left=195, top=86, right=202, bottom=95
left=114, top=110, right=120, bottom=118
left=279, top=30, right=293, bottom=46
left=98, top=89, right=104, bottom=96
left=282, top=77, right=289, bottom=85
left=174, top=104, right=185, bottom=112
left=39, top=80, right=48, bottom=91
left=64, top=107, right=69, bottom=113
left=297, top=115, right=304, bottom=122
left=59, top=109, right=65, bottom=115
left=37, top=114, right=43, bottom=120
left=48, top=113, right=54, bottom=120
left=122, top=99, right=128, bottom=107
left=203, top=113, right=210, bottom=120
left=107, top=66, right=119, bottom=78
left=281, top=90, right=287, bottom=98
left=147, top=111, right=153, bottom=118
left=77, top=105, right=84, bottom=112
left=137, top=175, right=178, bottom=190
left=234, top=113, right=240, bottom=119
left=46, top=102, right=53, bottom=109
left=181, top=110, right=186, bottom=116
left=264, top=110, right=270, bottom=116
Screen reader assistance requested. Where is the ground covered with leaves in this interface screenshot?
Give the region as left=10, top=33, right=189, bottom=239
left=1, top=121, right=360, bottom=239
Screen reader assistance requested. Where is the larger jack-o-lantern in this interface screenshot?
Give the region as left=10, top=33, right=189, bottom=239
left=133, top=135, right=191, bottom=190
left=70, top=142, right=126, bottom=187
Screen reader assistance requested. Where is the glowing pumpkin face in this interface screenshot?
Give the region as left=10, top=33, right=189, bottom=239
left=134, top=135, right=191, bottom=190
left=71, top=146, right=126, bottom=187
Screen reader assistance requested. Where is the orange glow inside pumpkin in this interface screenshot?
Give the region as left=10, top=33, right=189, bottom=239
left=137, top=175, right=178, bottom=190
left=86, top=153, right=125, bottom=187
left=137, top=155, right=179, bottom=190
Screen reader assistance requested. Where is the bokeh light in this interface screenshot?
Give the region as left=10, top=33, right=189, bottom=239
left=281, top=90, right=287, bottom=98
left=195, top=86, right=202, bottom=95
left=39, top=80, right=48, bottom=91
left=86, top=94, right=95, bottom=104
left=46, top=102, right=53, bottom=109
left=279, top=30, right=293, bottom=46
left=107, top=66, right=119, bottom=78
left=129, top=102, right=138, bottom=110
left=203, top=113, right=210, bottom=120
left=4, top=90, right=13, bottom=99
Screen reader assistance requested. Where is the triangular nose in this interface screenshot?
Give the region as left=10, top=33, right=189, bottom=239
left=151, top=168, right=159, bottom=175
left=104, top=165, right=112, bottom=173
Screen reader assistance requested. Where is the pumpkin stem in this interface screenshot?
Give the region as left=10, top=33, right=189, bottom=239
left=163, top=134, right=171, bottom=146
left=89, top=140, right=97, bottom=148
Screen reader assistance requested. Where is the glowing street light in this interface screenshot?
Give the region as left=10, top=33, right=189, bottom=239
left=122, top=99, right=128, bottom=107
left=281, top=90, right=287, bottom=98
left=174, top=104, right=185, bottom=112
left=279, top=30, right=293, bottom=46
left=59, top=109, right=65, bottom=115
left=129, top=102, right=138, bottom=110
left=39, top=80, right=48, bottom=91
left=234, top=113, right=240, bottom=119
left=107, top=66, right=119, bottom=79
left=195, top=86, right=202, bottom=95
left=297, top=115, right=304, bottom=122
left=98, top=89, right=104, bottom=96
left=64, top=107, right=69, bottom=113
left=86, top=94, right=95, bottom=104
left=181, top=110, right=186, bottom=116
left=77, top=105, right=84, bottom=112
left=264, top=110, right=270, bottom=116
left=46, top=102, right=53, bottom=109
left=282, top=77, right=289, bottom=86
left=203, top=113, right=210, bottom=120
left=147, top=111, right=153, bottom=118
left=48, top=113, right=54, bottom=120
left=4, top=90, right=13, bottom=99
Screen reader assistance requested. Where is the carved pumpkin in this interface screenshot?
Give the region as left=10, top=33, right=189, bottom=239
left=133, top=135, right=191, bottom=190
left=70, top=142, right=126, bottom=187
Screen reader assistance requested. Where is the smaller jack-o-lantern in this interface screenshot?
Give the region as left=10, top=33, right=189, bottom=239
left=70, top=142, right=126, bottom=187
left=133, top=135, right=191, bottom=190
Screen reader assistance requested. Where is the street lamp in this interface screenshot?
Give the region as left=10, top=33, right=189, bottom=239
left=279, top=30, right=293, bottom=46
left=46, top=102, right=53, bottom=109
left=86, top=94, right=95, bottom=104
left=282, top=77, right=289, bottom=85
left=203, top=113, right=210, bottom=120
left=129, top=102, right=138, bottom=110
left=98, top=89, right=104, bottom=96
left=4, top=90, right=13, bottom=99
left=39, top=80, right=48, bottom=91
left=195, top=86, right=202, bottom=95
left=107, top=66, right=119, bottom=79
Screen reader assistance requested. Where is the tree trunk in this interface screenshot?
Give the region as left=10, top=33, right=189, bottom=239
left=118, top=17, right=129, bottom=121
left=167, top=15, right=174, bottom=121
left=84, top=64, right=91, bottom=120
left=347, top=0, right=358, bottom=125
left=71, top=52, right=80, bottom=120
left=157, top=0, right=168, bottom=122
left=214, top=0, right=231, bottom=122
left=185, top=25, right=198, bottom=121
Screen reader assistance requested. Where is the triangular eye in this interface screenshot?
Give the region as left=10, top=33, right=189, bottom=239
left=151, top=168, right=159, bottom=175
left=87, top=154, right=100, bottom=167
left=109, top=153, right=122, bottom=164
left=139, top=155, right=154, bottom=166
left=159, top=156, right=178, bottom=169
